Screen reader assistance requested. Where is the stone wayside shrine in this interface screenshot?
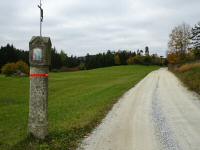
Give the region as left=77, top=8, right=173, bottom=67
left=28, top=0, right=52, bottom=140
left=28, top=37, right=51, bottom=139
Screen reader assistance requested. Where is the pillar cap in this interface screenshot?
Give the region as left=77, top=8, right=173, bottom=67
left=29, top=36, right=52, bottom=67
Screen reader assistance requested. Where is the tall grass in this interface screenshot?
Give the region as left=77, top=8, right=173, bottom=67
left=176, top=62, right=200, bottom=73
left=173, top=62, right=200, bottom=94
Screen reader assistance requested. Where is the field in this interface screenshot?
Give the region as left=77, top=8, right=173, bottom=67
left=0, top=65, right=159, bottom=150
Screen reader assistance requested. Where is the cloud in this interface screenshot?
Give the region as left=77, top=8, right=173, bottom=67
left=0, top=0, right=200, bottom=56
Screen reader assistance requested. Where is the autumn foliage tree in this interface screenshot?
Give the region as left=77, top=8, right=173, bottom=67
left=168, top=23, right=191, bottom=54
left=167, top=52, right=180, bottom=65
left=168, top=23, right=191, bottom=64
left=114, top=54, right=121, bottom=65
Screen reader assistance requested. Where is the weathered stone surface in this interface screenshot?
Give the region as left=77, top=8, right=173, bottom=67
left=28, top=67, right=49, bottom=139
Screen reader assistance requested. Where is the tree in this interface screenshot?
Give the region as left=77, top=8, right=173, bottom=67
left=104, top=51, right=115, bottom=67
left=191, top=22, right=200, bottom=59
left=114, top=54, right=121, bottom=65
left=137, top=49, right=140, bottom=55
left=168, top=23, right=191, bottom=54
left=143, top=56, right=152, bottom=65
left=51, top=47, right=62, bottom=69
left=145, top=46, right=149, bottom=56
left=168, top=23, right=191, bottom=65
left=60, top=50, right=68, bottom=66
left=134, top=56, right=143, bottom=64
left=191, top=22, right=200, bottom=49
left=167, top=52, right=179, bottom=65
left=0, top=44, right=28, bottom=70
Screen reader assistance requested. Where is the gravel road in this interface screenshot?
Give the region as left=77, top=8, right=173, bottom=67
left=78, top=68, right=200, bottom=150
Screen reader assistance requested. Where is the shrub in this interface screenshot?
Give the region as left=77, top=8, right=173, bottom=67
left=1, top=63, right=17, bottom=76
left=1, top=61, right=29, bottom=76
left=16, top=60, right=29, bottom=74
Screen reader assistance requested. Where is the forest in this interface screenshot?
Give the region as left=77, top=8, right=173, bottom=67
left=0, top=44, right=165, bottom=73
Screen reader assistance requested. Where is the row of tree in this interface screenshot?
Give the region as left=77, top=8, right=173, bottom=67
left=50, top=47, right=155, bottom=70
left=53, top=48, right=166, bottom=70
left=167, top=22, right=200, bottom=65
left=0, top=44, right=165, bottom=72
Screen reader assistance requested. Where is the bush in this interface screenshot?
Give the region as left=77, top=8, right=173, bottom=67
left=1, top=61, right=29, bottom=76
left=1, top=63, right=17, bottom=76
left=16, top=60, right=29, bottom=75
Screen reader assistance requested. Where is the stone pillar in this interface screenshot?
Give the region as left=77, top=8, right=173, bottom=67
left=28, top=36, right=51, bottom=139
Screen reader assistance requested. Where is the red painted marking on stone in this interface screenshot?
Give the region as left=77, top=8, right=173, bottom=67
left=30, top=74, right=48, bottom=78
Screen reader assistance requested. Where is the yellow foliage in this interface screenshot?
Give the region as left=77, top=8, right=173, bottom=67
left=16, top=60, right=29, bottom=74
left=114, top=55, right=121, bottom=65
left=167, top=52, right=180, bottom=64
left=1, top=63, right=17, bottom=76
left=1, top=60, right=29, bottom=76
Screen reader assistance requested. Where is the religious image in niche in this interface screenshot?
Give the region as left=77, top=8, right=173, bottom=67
left=33, top=48, right=42, bottom=61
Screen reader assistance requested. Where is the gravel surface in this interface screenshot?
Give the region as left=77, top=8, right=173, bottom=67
left=78, top=68, right=200, bottom=150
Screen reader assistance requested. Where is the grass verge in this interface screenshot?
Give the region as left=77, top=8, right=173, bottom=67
left=172, top=63, right=200, bottom=95
left=0, top=65, right=159, bottom=150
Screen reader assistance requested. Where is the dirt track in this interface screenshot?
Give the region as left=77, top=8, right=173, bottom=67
left=78, top=68, right=200, bottom=150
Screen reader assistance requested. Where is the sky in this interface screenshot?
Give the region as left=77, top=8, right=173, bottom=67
left=0, top=0, right=200, bottom=56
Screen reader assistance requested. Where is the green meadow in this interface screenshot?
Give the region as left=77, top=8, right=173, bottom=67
left=0, top=65, right=159, bottom=150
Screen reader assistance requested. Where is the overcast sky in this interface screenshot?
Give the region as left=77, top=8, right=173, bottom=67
left=0, top=0, right=200, bottom=56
